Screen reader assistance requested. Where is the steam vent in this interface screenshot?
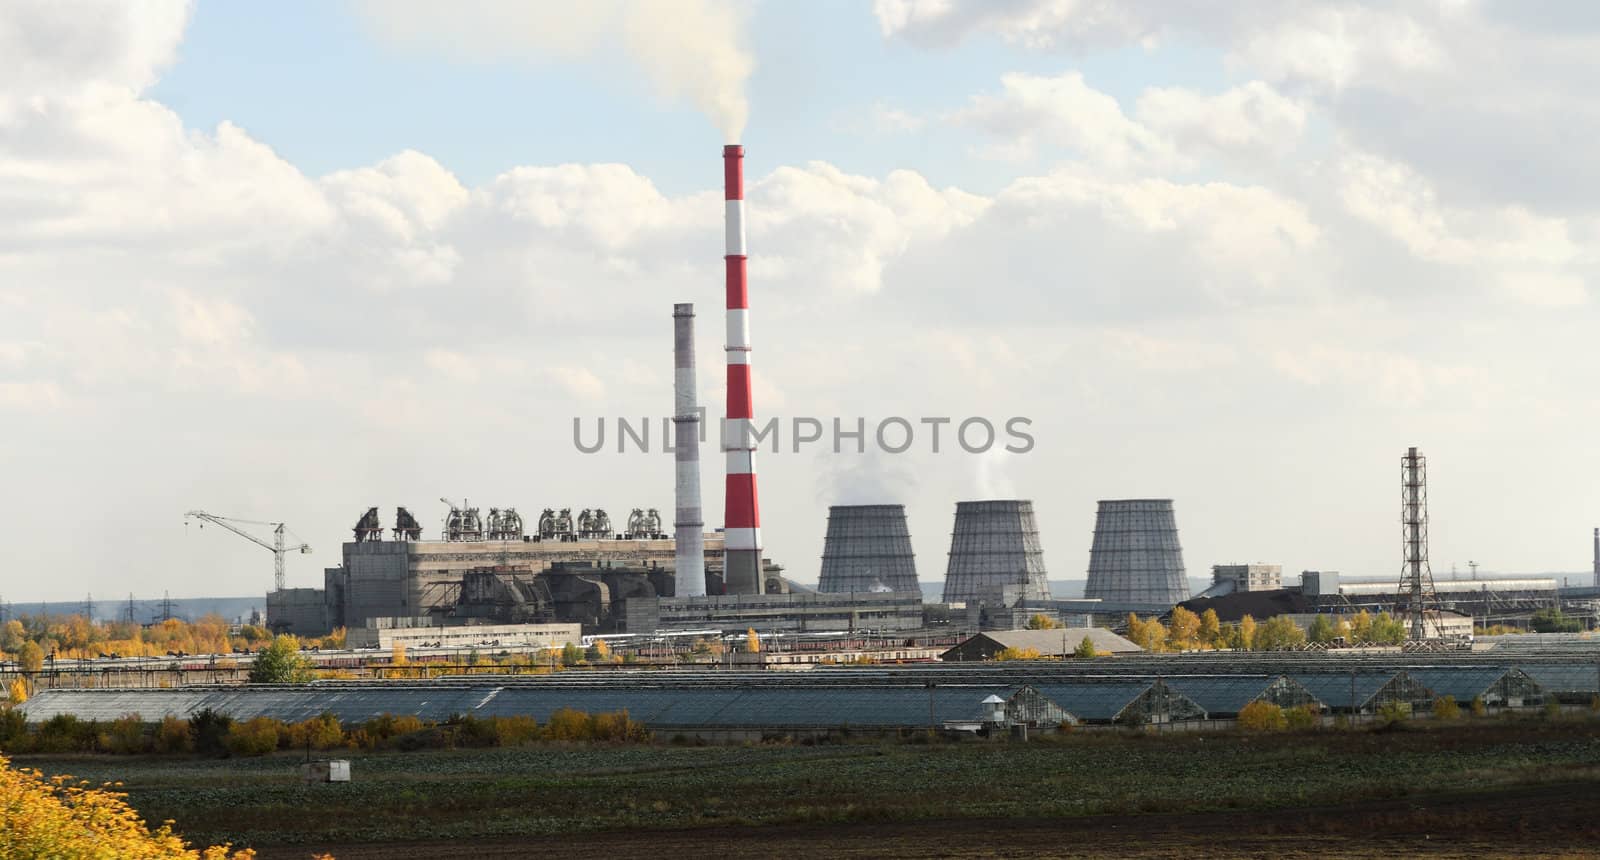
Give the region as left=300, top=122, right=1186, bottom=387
left=1084, top=499, right=1189, bottom=607
left=817, top=505, right=920, bottom=594
left=941, top=500, right=1052, bottom=604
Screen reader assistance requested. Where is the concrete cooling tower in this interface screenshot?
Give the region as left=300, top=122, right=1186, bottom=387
left=941, top=500, right=1052, bottom=604
left=1084, top=499, right=1189, bottom=608
left=817, top=505, right=919, bottom=594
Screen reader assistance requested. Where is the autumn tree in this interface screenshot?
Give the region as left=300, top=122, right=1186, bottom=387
left=1167, top=607, right=1200, bottom=651
left=1307, top=614, right=1337, bottom=644
left=1124, top=614, right=1168, bottom=653
left=1198, top=609, right=1221, bottom=648
left=390, top=641, right=408, bottom=666
left=17, top=641, right=44, bottom=673
left=994, top=646, right=1042, bottom=661
left=1073, top=635, right=1098, bottom=659
left=744, top=628, right=761, bottom=653
left=1026, top=613, right=1061, bottom=630
left=1370, top=612, right=1407, bottom=645
left=1235, top=615, right=1257, bottom=651
left=6, top=678, right=27, bottom=706
left=1349, top=610, right=1374, bottom=644
left=561, top=642, right=584, bottom=666
left=1252, top=616, right=1307, bottom=651
left=247, top=635, right=314, bottom=684
left=0, top=752, right=253, bottom=858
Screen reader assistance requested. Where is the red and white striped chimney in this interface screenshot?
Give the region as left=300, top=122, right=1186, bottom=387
left=723, top=144, right=763, bottom=594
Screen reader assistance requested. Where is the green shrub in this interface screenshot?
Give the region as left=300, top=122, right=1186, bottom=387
left=99, top=713, right=148, bottom=754
left=0, top=709, right=27, bottom=750
left=1376, top=701, right=1411, bottom=725
left=1284, top=704, right=1320, bottom=730
left=189, top=707, right=233, bottom=757
left=34, top=714, right=98, bottom=753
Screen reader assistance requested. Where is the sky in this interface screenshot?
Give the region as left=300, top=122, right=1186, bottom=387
left=3, top=0, right=1599, bottom=602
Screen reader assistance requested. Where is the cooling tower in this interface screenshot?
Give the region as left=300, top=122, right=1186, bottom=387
left=1084, top=499, right=1188, bottom=607
left=818, top=505, right=919, bottom=594
left=941, top=500, right=1051, bottom=604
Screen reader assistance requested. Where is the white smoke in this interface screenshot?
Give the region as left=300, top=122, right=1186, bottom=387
left=814, top=448, right=917, bottom=506
left=355, top=0, right=754, bottom=141
left=974, top=446, right=1016, bottom=500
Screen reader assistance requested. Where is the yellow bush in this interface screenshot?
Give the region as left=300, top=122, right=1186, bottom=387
left=994, top=646, right=1042, bottom=662
left=286, top=713, right=343, bottom=751
left=0, top=752, right=253, bottom=858
left=155, top=716, right=193, bottom=753
left=1237, top=701, right=1287, bottom=732
left=224, top=717, right=282, bottom=757
left=1432, top=696, right=1462, bottom=721
left=490, top=715, right=540, bottom=746
left=99, top=713, right=148, bottom=754
left=7, top=677, right=28, bottom=705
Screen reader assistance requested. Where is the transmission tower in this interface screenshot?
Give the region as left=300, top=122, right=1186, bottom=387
left=123, top=593, right=138, bottom=625
left=160, top=590, right=175, bottom=623
left=1394, top=446, right=1442, bottom=640
left=81, top=592, right=95, bottom=622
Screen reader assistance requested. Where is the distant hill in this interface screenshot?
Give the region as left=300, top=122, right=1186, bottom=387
left=2, top=597, right=263, bottom=625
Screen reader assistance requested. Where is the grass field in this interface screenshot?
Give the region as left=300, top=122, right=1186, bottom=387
left=15, top=718, right=1600, bottom=858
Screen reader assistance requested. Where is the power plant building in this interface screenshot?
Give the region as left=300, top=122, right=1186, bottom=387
left=941, top=500, right=1051, bottom=605
left=1084, top=499, right=1190, bottom=609
left=817, top=504, right=919, bottom=594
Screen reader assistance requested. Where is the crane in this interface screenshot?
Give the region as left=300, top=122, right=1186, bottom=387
left=184, top=510, right=311, bottom=592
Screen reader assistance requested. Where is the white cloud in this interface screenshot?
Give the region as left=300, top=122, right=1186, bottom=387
left=949, top=71, right=1176, bottom=167
left=353, top=0, right=754, bottom=140
left=6, top=1, right=1600, bottom=595
left=1136, top=81, right=1307, bottom=161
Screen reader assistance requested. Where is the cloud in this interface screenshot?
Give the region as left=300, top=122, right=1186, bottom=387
left=353, top=0, right=754, bottom=140
left=1135, top=81, right=1307, bottom=162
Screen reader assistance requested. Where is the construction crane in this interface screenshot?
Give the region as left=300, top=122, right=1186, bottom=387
left=184, top=510, right=311, bottom=592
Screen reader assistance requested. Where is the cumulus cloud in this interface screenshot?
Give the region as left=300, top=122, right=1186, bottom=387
left=6, top=1, right=1600, bottom=595
left=353, top=0, right=755, bottom=140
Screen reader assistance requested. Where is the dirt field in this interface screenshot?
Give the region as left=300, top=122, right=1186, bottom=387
left=269, top=780, right=1600, bottom=859
left=18, top=717, right=1600, bottom=859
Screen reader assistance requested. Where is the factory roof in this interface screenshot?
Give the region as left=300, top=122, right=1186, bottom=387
left=942, top=628, right=1142, bottom=661
left=1164, top=675, right=1316, bottom=716
left=19, top=683, right=1016, bottom=729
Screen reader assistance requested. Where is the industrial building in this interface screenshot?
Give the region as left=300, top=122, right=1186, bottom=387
left=1084, top=499, right=1190, bottom=609
left=817, top=504, right=919, bottom=594
left=1208, top=563, right=1283, bottom=594
left=346, top=621, right=580, bottom=650
left=941, top=500, right=1051, bottom=605
left=266, top=506, right=791, bottom=637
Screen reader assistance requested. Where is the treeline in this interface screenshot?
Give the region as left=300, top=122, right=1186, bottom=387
left=0, top=707, right=648, bottom=757
left=1124, top=607, right=1412, bottom=653
left=0, top=614, right=346, bottom=669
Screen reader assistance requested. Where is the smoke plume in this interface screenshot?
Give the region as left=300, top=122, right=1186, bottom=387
left=356, top=0, right=753, bottom=140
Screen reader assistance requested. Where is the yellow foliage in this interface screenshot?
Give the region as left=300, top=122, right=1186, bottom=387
left=744, top=628, right=761, bottom=654
left=7, top=677, right=28, bottom=705
left=994, top=646, right=1042, bottom=661
left=1237, top=700, right=1287, bottom=732
left=1432, top=696, right=1462, bottom=721
left=391, top=641, right=408, bottom=666
left=224, top=717, right=281, bottom=757
left=0, top=752, right=254, bottom=858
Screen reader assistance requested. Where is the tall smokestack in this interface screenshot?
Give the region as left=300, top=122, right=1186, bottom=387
left=723, top=144, right=763, bottom=594
left=1593, top=527, right=1598, bottom=589
left=673, top=303, right=706, bottom=597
